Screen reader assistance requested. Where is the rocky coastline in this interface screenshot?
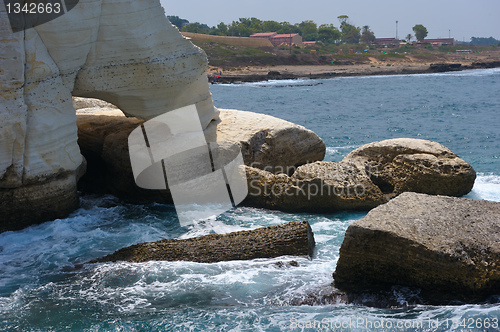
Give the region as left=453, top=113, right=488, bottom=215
left=208, top=60, right=500, bottom=84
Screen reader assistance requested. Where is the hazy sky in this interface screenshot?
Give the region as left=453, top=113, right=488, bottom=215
left=159, top=0, right=500, bottom=42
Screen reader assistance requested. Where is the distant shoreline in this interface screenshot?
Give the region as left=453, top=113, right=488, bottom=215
left=208, top=61, right=500, bottom=84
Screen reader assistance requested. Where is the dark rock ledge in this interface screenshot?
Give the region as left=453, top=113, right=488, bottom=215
left=92, top=220, right=315, bottom=264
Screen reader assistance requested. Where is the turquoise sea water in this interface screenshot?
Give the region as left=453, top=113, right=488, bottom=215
left=1, top=69, right=499, bottom=331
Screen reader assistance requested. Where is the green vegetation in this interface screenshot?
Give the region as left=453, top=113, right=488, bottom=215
left=317, top=24, right=341, bottom=44
left=191, top=39, right=376, bottom=67
left=169, top=14, right=500, bottom=52
left=397, top=44, right=417, bottom=53
left=189, top=40, right=293, bottom=67
left=336, top=16, right=360, bottom=44
left=361, top=26, right=376, bottom=44
left=412, top=24, right=428, bottom=42
left=168, top=15, right=368, bottom=45
left=299, top=20, right=318, bottom=41
left=469, top=37, right=500, bottom=46
left=168, top=15, right=189, bottom=29
left=191, top=36, right=500, bottom=71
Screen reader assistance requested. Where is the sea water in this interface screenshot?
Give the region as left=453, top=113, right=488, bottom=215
left=1, top=69, right=499, bottom=331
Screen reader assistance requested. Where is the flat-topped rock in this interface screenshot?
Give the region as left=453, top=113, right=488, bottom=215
left=342, top=138, right=476, bottom=197
left=93, top=220, right=315, bottom=263
left=334, top=192, right=500, bottom=302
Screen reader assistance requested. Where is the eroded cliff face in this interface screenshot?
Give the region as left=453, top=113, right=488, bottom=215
left=0, top=0, right=217, bottom=231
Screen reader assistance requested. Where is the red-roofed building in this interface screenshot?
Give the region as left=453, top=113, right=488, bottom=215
left=422, top=38, right=455, bottom=46
left=302, top=41, right=318, bottom=46
left=249, top=32, right=277, bottom=40
left=270, top=33, right=303, bottom=46
left=250, top=32, right=303, bottom=46
left=375, top=38, right=400, bottom=46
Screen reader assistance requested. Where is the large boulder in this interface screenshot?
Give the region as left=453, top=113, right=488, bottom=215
left=206, top=109, right=325, bottom=174
left=76, top=109, right=326, bottom=201
left=342, top=138, right=476, bottom=197
left=242, top=137, right=477, bottom=213
left=334, top=192, right=500, bottom=302
left=244, top=161, right=387, bottom=212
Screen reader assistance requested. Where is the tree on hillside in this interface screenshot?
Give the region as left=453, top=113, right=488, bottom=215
left=337, top=15, right=349, bottom=27
left=406, top=33, right=412, bottom=43
left=360, top=25, right=375, bottom=43
left=470, top=37, right=500, bottom=45
left=341, top=24, right=361, bottom=44
left=412, top=24, right=428, bottom=42
left=276, top=21, right=300, bottom=35
left=298, top=20, right=318, bottom=41
left=262, top=20, right=282, bottom=32
left=182, top=22, right=211, bottom=34
left=336, top=16, right=360, bottom=44
left=211, top=22, right=228, bottom=36
left=227, top=20, right=252, bottom=36
left=318, top=24, right=341, bottom=44
left=167, top=16, right=189, bottom=29
left=237, top=17, right=264, bottom=34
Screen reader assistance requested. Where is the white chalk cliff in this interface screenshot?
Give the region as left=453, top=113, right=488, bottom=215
left=0, top=0, right=217, bottom=230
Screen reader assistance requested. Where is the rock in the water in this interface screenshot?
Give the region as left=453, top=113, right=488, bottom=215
left=334, top=192, right=500, bottom=302
left=77, top=109, right=325, bottom=201
left=342, top=138, right=476, bottom=197
left=93, top=221, right=315, bottom=263
left=244, top=161, right=387, bottom=212
left=1, top=0, right=219, bottom=230
left=0, top=164, right=86, bottom=233
left=429, top=63, right=462, bottom=72
left=208, top=109, right=325, bottom=173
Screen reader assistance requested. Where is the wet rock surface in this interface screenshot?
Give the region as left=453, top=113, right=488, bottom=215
left=334, top=192, right=500, bottom=303
left=429, top=63, right=462, bottom=72
left=93, top=221, right=315, bottom=263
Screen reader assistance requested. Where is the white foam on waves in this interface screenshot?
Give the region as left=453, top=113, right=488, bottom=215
left=465, top=174, right=500, bottom=202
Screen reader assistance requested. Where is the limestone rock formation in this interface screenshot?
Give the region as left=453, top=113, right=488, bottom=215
left=244, top=161, right=387, bottom=212
left=93, top=220, right=315, bottom=263
left=342, top=138, right=476, bottom=197
left=1, top=0, right=217, bottom=231
left=334, top=192, right=500, bottom=302
left=243, top=139, right=475, bottom=213
left=205, top=109, right=326, bottom=173
left=76, top=109, right=326, bottom=201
